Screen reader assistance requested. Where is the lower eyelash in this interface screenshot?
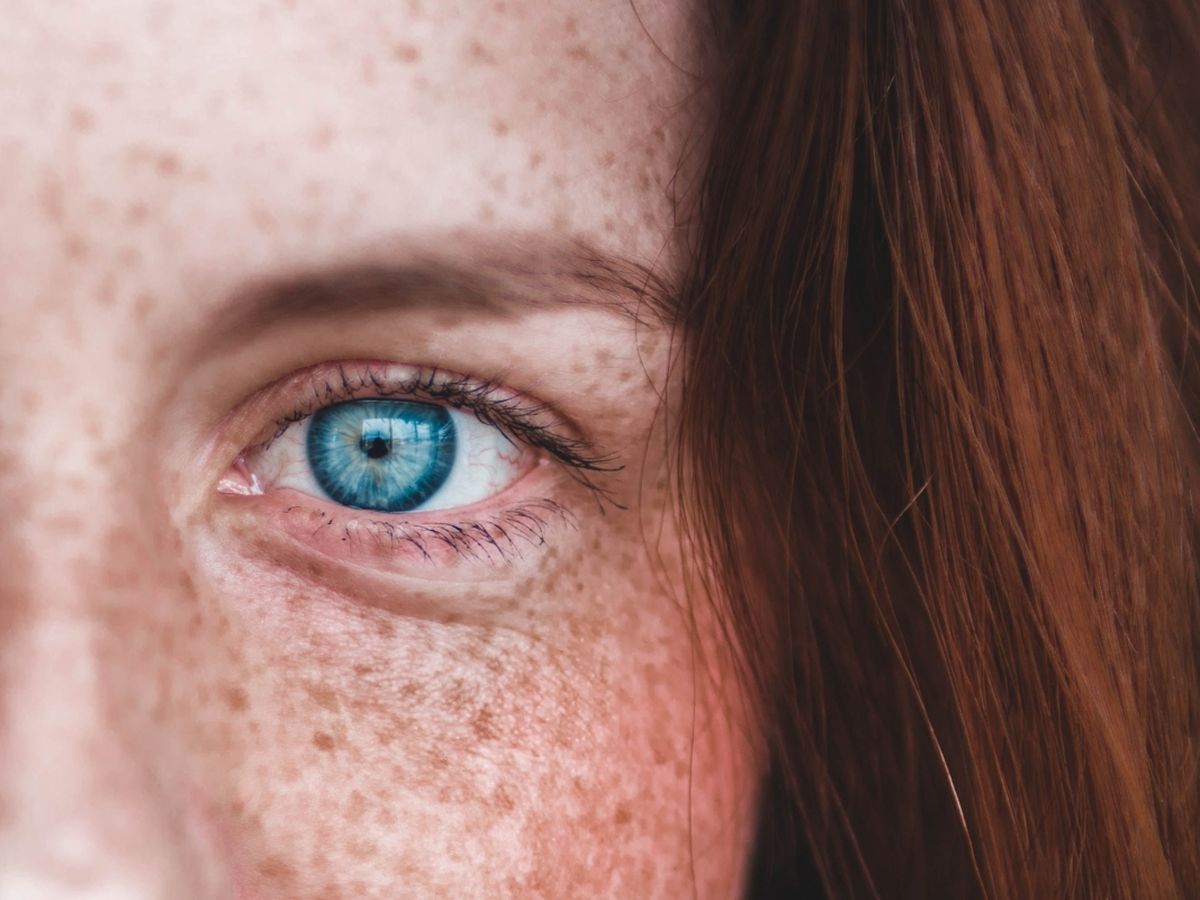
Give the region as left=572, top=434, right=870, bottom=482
left=283, top=498, right=574, bottom=564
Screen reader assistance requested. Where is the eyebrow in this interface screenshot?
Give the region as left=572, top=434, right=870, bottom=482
left=204, top=238, right=679, bottom=347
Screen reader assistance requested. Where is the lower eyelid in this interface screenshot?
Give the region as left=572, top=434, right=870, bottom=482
left=215, top=476, right=575, bottom=575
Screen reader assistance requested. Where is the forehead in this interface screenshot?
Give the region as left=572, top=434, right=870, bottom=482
left=0, top=0, right=702, bottom=328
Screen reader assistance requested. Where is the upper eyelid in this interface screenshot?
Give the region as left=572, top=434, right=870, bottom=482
left=244, top=360, right=623, bottom=481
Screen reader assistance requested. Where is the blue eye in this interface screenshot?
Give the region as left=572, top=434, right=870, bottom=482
left=306, top=399, right=457, bottom=512
left=245, top=384, right=535, bottom=515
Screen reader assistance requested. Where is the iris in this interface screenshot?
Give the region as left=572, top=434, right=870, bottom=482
left=306, top=399, right=457, bottom=512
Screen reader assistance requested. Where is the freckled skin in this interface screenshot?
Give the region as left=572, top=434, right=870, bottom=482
left=0, top=1, right=757, bottom=898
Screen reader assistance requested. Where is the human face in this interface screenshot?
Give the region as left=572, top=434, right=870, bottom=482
left=0, top=1, right=758, bottom=897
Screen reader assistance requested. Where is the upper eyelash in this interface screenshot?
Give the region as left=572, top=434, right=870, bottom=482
left=263, top=362, right=623, bottom=502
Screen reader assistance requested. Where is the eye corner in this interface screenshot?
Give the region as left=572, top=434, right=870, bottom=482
left=216, top=456, right=266, bottom=498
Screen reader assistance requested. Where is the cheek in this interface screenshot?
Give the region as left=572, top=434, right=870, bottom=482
left=170, top=524, right=757, bottom=899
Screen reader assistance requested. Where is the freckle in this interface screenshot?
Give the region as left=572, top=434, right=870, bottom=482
left=81, top=413, right=103, bottom=441
left=374, top=618, right=395, bottom=638
left=491, top=118, right=509, bottom=137
left=16, top=388, right=38, bottom=415
left=309, top=123, right=336, bottom=149
left=375, top=728, right=394, bottom=747
left=392, top=43, right=420, bottom=63
left=258, top=856, right=296, bottom=883
left=119, top=246, right=143, bottom=271
left=250, top=206, right=277, bottom=234
left=132, top=291, right=154, bottom=322
left=345, top=789, right=367, bottom=823
left=300, top=558, right=327, bottom=580
left=221, top=684, right=249, bottom=713
left=567, top=44, right=592, bottom=62
left=488, top=173, right=507, bottom=195
left=493, top=783, right=516, bottom=811
left=39, top=176, right=65, bottom=223
left=614, top=804, right=632, bottom=825
left=528, top=151, right=543, bottom=171
left=155, top=152, right=181, bottom=177
left=312, top=731, right=336, bottom=752
left=466, top=40, right=496, bottom=65
left=375, top=807, right=396, bottom=827
left=564, top=15, right=579, bottom=34
left=471, top=706, right=499, bottom=741
left=498, top=593, right=521, bottom=613
left=125, top=201, right=150, bottom=224
left=478, top=203, right=495, bottom=224
left=63, top=234, right=89, bottom=259
left=305, top=682, right=340, bottom=712
left=68, top=105, right=96, bottom=133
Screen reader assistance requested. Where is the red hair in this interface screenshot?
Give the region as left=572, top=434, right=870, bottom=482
left=680, top=1, right=1200, bottom=895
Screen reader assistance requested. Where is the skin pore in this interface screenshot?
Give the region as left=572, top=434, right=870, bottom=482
left=0, top=1, right=759, bottom=897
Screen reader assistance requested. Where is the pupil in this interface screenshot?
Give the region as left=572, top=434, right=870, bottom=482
left=364, top=436, right=390, bottom=459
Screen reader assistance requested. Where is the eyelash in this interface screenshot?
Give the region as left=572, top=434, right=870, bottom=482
left=263, top=363, right=615, bottom=474
left=279, top=498, right=573, bottom=564
left=232, top=361, right=621, bottom=563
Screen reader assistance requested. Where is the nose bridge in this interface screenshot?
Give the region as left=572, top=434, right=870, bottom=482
left=0, top=606, right=187, bottom=896
left=0, top=412, right=231, bottom=897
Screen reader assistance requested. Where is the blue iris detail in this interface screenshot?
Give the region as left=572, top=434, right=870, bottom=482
left=306, top=399, right=457, bottom=512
